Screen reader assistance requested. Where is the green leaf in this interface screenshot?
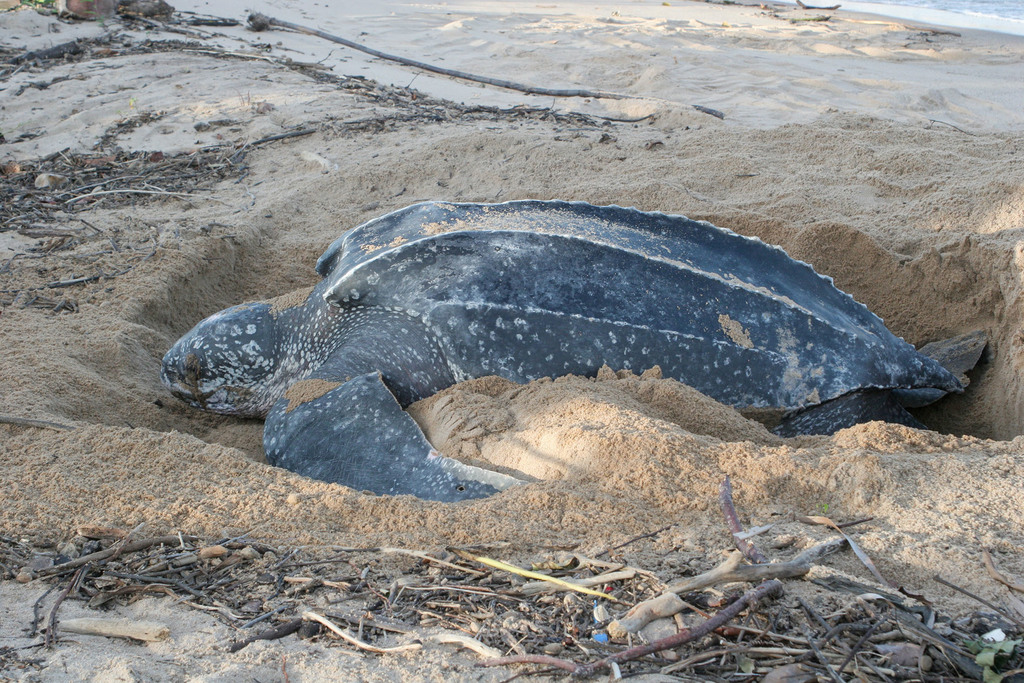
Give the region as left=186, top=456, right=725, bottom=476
left=977, top=650, right=997, bottom=667
left=982, top=666, right=1005, bottom=683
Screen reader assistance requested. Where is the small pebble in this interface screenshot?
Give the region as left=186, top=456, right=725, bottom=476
left=28, top=555, right=53, bottom=572
left=198, top=545, right=228, bottom=559
left=236, top=546, right=261, bottom=560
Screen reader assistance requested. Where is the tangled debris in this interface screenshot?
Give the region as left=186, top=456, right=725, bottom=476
left=2, top=482, right=1020, bottom=681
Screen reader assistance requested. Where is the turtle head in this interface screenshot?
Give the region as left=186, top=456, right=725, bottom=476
left=162, top=302, right=282, bottom=417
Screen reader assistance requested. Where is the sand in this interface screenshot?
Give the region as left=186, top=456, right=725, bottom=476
left=2, top=0, right=1023, bottom=679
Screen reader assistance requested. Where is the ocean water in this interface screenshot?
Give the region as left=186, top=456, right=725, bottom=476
left=803, top=0, right=1024, bottom=35
left=879, top=0, right=1024, bottom=21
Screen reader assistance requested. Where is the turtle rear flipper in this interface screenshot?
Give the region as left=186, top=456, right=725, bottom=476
left=264, top=372, right=521, bottom=501
left=894, top=330, right=987, bottom=407
left=918, top=329, right=987, bottom=382
left=774, top=389, right=926, bottom=437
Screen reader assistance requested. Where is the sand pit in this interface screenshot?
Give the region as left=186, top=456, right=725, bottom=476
left=2, top=1, right=1023, bottom=679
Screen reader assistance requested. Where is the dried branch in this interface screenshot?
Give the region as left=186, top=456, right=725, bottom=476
left=302, top=611, right=422, bottom=654
left=226, top=618, right=303, bottom=653
left=719, top=476, right=769, bottom=564
left=245, top=13, right=725, bottom=119
left=983, top=549, right=1024, bottom=593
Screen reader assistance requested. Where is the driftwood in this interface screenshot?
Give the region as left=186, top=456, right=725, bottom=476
left=59, top=617, right=170, bottom=642
left=246, top=13, right=725, bottom=120
left=797, top=0, right=841, bottom=9
left=12, top=40, right=83, bottom=64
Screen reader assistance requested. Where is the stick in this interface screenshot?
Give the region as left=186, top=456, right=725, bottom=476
left=12, top=40, right=83, bottom=64
left=302, top=611, right=421, bottom=654
left=664, top=550, right=810, bottom=595
left=429, top=632, right=503, bottom=659
left=65, top=188, right=199, bottom=204
left=596, top=524, right=675, bottom=558
left=248, top=13, right=625, bottom=100
left=927, top=119, right=975, bottom=135
left=246, top=13, right=725, bottom=119
left=934, top=575, right=1024, bottom=630
left=520, top=568, right=636, bottom=596
left=719, top=476, right=769, bottom=564
left=44, top=567, right=85, bottom=648
left=59, top=618, right=170, bottom=642
left=0, top=415, right=74, bottom=431
left=451, top=549, right=620, bottom=601
left=227, top=618, right=303, bottom=653
left=983, top=549, right=1024, bottom=593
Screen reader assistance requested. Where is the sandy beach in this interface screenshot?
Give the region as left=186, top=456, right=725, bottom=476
left=2, top=0, right=1024, bottom=679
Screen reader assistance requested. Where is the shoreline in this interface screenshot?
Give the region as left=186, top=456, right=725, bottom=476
left=804, top=0, right=1024, bottom=36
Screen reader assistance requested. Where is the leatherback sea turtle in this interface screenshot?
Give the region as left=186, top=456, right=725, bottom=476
left=162, top=201, right=981, bottom=501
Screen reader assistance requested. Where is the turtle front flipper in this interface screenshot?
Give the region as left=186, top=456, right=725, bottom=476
left=264, top=371, right=521, bottom=501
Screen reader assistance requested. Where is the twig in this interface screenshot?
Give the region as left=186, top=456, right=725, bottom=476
left=802, top=626, right=845, bottom=683
left=248, top=13, right=625, bottom=100
left=429, top=632, right=503, bottom=659
left=302, top=611, right=421, bottom=654
left=520, top=568, right=636, bottom=596
left=31, top=584, right=61, bottom=636
left=926, top=119, right=975, bottom=135
left=240, top=604, right=289, bottom=629
left=226, top=618, right=303, bottom=653
left=228, top=129, right=318, bottom=164
left=247, top=129, right=317, bottom=146
left=246, top=13, right=724, bottom=119
left=596, top=524, right=674, bottom=558
left=934, top=575, right=1024, bottom=630
left=65, top=188, right=199, bottom=205
left=664, top=550, right=810, bottom=595
left=982, top=549, right=1024, bottom=593
left=451, top=549, right=620, bottom=601
left=44, top=566, right=85, bottom=648
left=835, top=610, right=888, bottom=674
left=719, top=476, right=769, bottom=564
left=0, top=415, right=74, bottom=431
